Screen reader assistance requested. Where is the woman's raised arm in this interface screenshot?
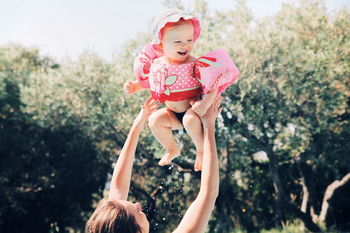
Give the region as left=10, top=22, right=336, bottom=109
left=108, top=97, right=159, bottom=201
left=173, top=96, right=223, bottom=233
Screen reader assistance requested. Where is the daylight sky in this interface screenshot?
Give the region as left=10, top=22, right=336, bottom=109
left=1, top=0, right=349, bottom=61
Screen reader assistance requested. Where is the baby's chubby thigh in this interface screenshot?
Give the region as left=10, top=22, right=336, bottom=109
left=183, top=108, right=202, bottom=131
left=148, top=108, right=183, bottom=131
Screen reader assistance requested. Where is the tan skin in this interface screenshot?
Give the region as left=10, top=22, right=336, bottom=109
left=109, top=96, right=223, bottom=233
left=108, top=97, right=159, bottom=232
left=124, top=22, right=218, bottom=171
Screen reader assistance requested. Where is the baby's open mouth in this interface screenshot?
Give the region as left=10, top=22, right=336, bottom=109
left=178, top=51, right=187, bottom=56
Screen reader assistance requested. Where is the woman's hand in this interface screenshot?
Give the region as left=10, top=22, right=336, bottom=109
left=172, top=97, right=222, bottom=233
left=132, top=97, right=160, bottom=128
left=140, top=97, right=160, bottom=118
left=200, top=96, right=223, bottom=126
left=109, top=97, right=159, bottom=201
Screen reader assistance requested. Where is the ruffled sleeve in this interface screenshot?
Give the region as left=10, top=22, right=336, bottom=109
left=133, top=43, right=162, bottom=89
left=193, top=49, right=240, bottom=95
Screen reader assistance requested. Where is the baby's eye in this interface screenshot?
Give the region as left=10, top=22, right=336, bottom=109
left=187, top=39, right=193, bottom=42
left=173, top=41, right=181, bottom=44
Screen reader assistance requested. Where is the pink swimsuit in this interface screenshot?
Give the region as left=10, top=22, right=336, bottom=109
left=149, top=58, right=202, bottom=103
left=134, top=47, right=240, bottom=103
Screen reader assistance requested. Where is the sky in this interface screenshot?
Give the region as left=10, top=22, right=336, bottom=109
left=0, top=0, right=349, bottom=61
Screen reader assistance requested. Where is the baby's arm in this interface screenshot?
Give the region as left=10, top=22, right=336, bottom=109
left=123, top=80, right=145, bottom=94
left=190, top=87, right=218, bottom=117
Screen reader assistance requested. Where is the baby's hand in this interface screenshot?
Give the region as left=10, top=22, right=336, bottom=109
left=190, top=100, right=209, bottom=117
left=123, top=80, right=139, bottom=94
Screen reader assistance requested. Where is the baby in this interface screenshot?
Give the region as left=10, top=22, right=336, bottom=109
left=124, top=9, right=239, bottom=171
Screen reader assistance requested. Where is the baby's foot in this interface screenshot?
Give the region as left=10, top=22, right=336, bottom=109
left=159, top=146, right=181, bottom=166
left=194, top=150, right=203, bottom=171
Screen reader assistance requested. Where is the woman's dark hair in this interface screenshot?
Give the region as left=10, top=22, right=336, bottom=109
left=85, top=198, right=142, bottom=233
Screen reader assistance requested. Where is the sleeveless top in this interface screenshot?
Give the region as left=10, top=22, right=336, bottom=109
left=134, top=47, right=240, bottom=103
left=149, top=58, right=202, bottom=103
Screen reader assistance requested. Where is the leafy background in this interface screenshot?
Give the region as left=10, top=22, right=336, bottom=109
left=0, top=0, right=349, bottom=232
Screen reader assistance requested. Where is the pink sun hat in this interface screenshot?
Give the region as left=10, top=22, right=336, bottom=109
left=151, top=9, right=201, bottom=45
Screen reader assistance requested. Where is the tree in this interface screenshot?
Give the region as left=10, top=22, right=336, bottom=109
left=0, top=45, right=110, bottom=232
left=206, top=0, right=350, bottom=231
left=1, top=0, right=349, bottom=232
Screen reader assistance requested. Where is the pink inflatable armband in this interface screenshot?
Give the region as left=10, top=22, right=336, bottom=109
left=133, top=43, right=162, bottom=88
left=193, top=49, right=240, bottom=95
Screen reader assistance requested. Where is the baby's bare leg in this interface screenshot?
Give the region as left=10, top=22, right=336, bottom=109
left=148, top=108, right=183, bottom=166
left=183, top=108, right=204, bottom=171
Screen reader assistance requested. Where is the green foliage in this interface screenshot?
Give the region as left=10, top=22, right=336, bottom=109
left=0, top=0, right=349, bottom=232
left=0, top=45, right=110, bottom=232
left=261, top=220, right=305, bottom=233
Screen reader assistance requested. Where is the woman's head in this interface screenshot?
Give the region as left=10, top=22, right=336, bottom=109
left=86, top=198, right=149, bottom=233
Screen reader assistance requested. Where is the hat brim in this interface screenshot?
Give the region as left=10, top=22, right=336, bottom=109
left=152, top=14, right=201, bottom=45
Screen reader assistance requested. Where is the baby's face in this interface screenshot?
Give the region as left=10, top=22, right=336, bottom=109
left=161, top=22, right=194, bottom=64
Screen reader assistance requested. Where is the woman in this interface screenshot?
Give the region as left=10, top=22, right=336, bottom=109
left=86, top=96, right=222, bottom=233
